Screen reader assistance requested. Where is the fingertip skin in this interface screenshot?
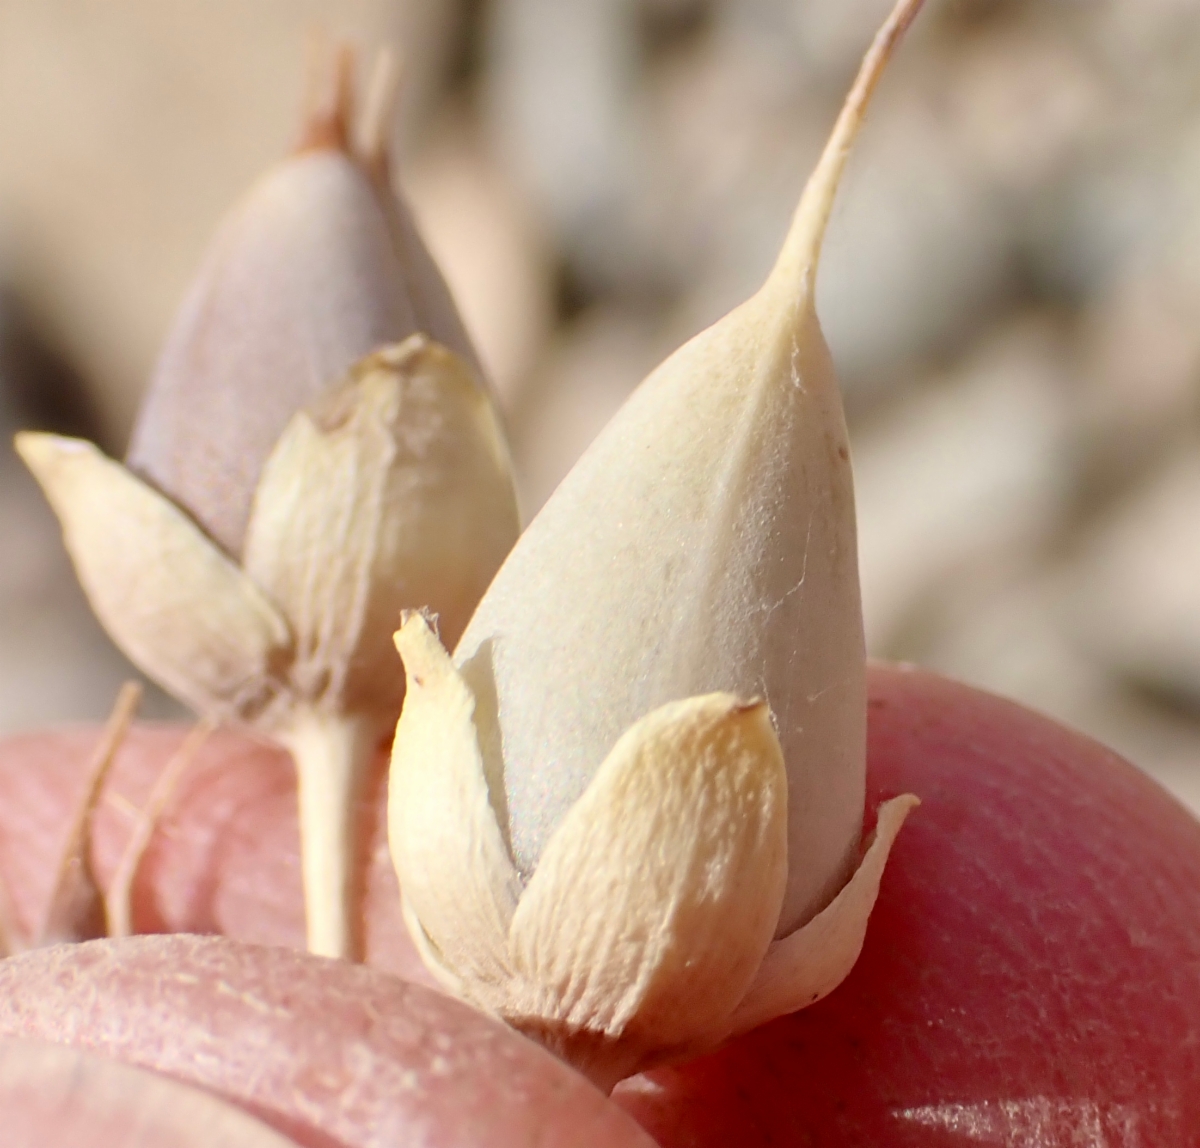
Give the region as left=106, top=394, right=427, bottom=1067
left=0, top=1037, right=301, bottom=1148
left=0, top=936, right=658, bottom=1148
left=615, top=664, right=1200, bottom=1145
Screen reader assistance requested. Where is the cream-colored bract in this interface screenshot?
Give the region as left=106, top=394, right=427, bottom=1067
left=727, top=793, right=919, bottom=1037
left=15, top=431, right=292, bottom=724
left=505, top=690, right=787, bottom=1087
left=390, top=615, right=916, bottom=1092
left=390, top=609, right=522, bottom=995
left=244, top=339, right=518, bottom=722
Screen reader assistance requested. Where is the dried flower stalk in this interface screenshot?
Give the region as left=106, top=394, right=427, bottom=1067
left=105, top=717, right=214, bottom=939
left=40, top=681, right=142, bottom=947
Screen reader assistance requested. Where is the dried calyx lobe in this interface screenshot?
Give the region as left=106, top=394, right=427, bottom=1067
left=126, top=55, right=477, bottom=558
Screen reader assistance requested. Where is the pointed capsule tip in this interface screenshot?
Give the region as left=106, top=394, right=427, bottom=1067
left=766, top=0, right=927, bottom=296
left=294, top=37, right=403, bottom=184
left=356, top=48, right=403, bottom=185
left=295, top=34, right=356, bottom=156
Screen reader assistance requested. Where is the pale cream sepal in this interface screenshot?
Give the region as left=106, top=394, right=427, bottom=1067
left=390, top=614, right=794, bottom=1091
left=727, top=793, right=919, bottom=1037
left=505, top=692, right=787, bottom=1088
left=390, top=612, right=521, bottom=993
left=244, top=334, right=519, bottom=719
left=14, top=431, right=291, bottom=723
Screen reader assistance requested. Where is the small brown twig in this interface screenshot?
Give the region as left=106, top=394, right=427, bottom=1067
left=106, top=717, right=214, bottom=938
left=39, top=681, right=142, bottom=946
left=0, top=859, right=24, bottom=958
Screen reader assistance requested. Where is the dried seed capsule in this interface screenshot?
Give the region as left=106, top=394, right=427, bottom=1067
left=455, top=1, right=924, bottom=934
left=126, top=48, right=478, bottom=559
left=389, top=0, right=923, bottom=1089
left=18, top=49, right=520, bottom=961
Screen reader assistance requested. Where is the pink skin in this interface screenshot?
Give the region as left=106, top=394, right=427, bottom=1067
left=1, top=665, right=1198, bottom=1144
left=0, top=936, right=655, bottom=1148
left=0, top=1036, right=301, bottom=1147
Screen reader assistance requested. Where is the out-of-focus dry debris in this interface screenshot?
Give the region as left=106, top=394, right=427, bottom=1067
left=4, top=0, right=1200, bottom=811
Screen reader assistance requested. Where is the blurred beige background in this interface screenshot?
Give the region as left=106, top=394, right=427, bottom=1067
left=2, top=0, right=1199, bottom=812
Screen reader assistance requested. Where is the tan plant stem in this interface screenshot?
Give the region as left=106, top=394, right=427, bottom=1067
left=41, top=681, right=142, bottom=945
left=0, top=865, right=22, bottom=957
left=280, top=710, right=377, bottom=961
left=106, top=717, right=214, bottom=939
